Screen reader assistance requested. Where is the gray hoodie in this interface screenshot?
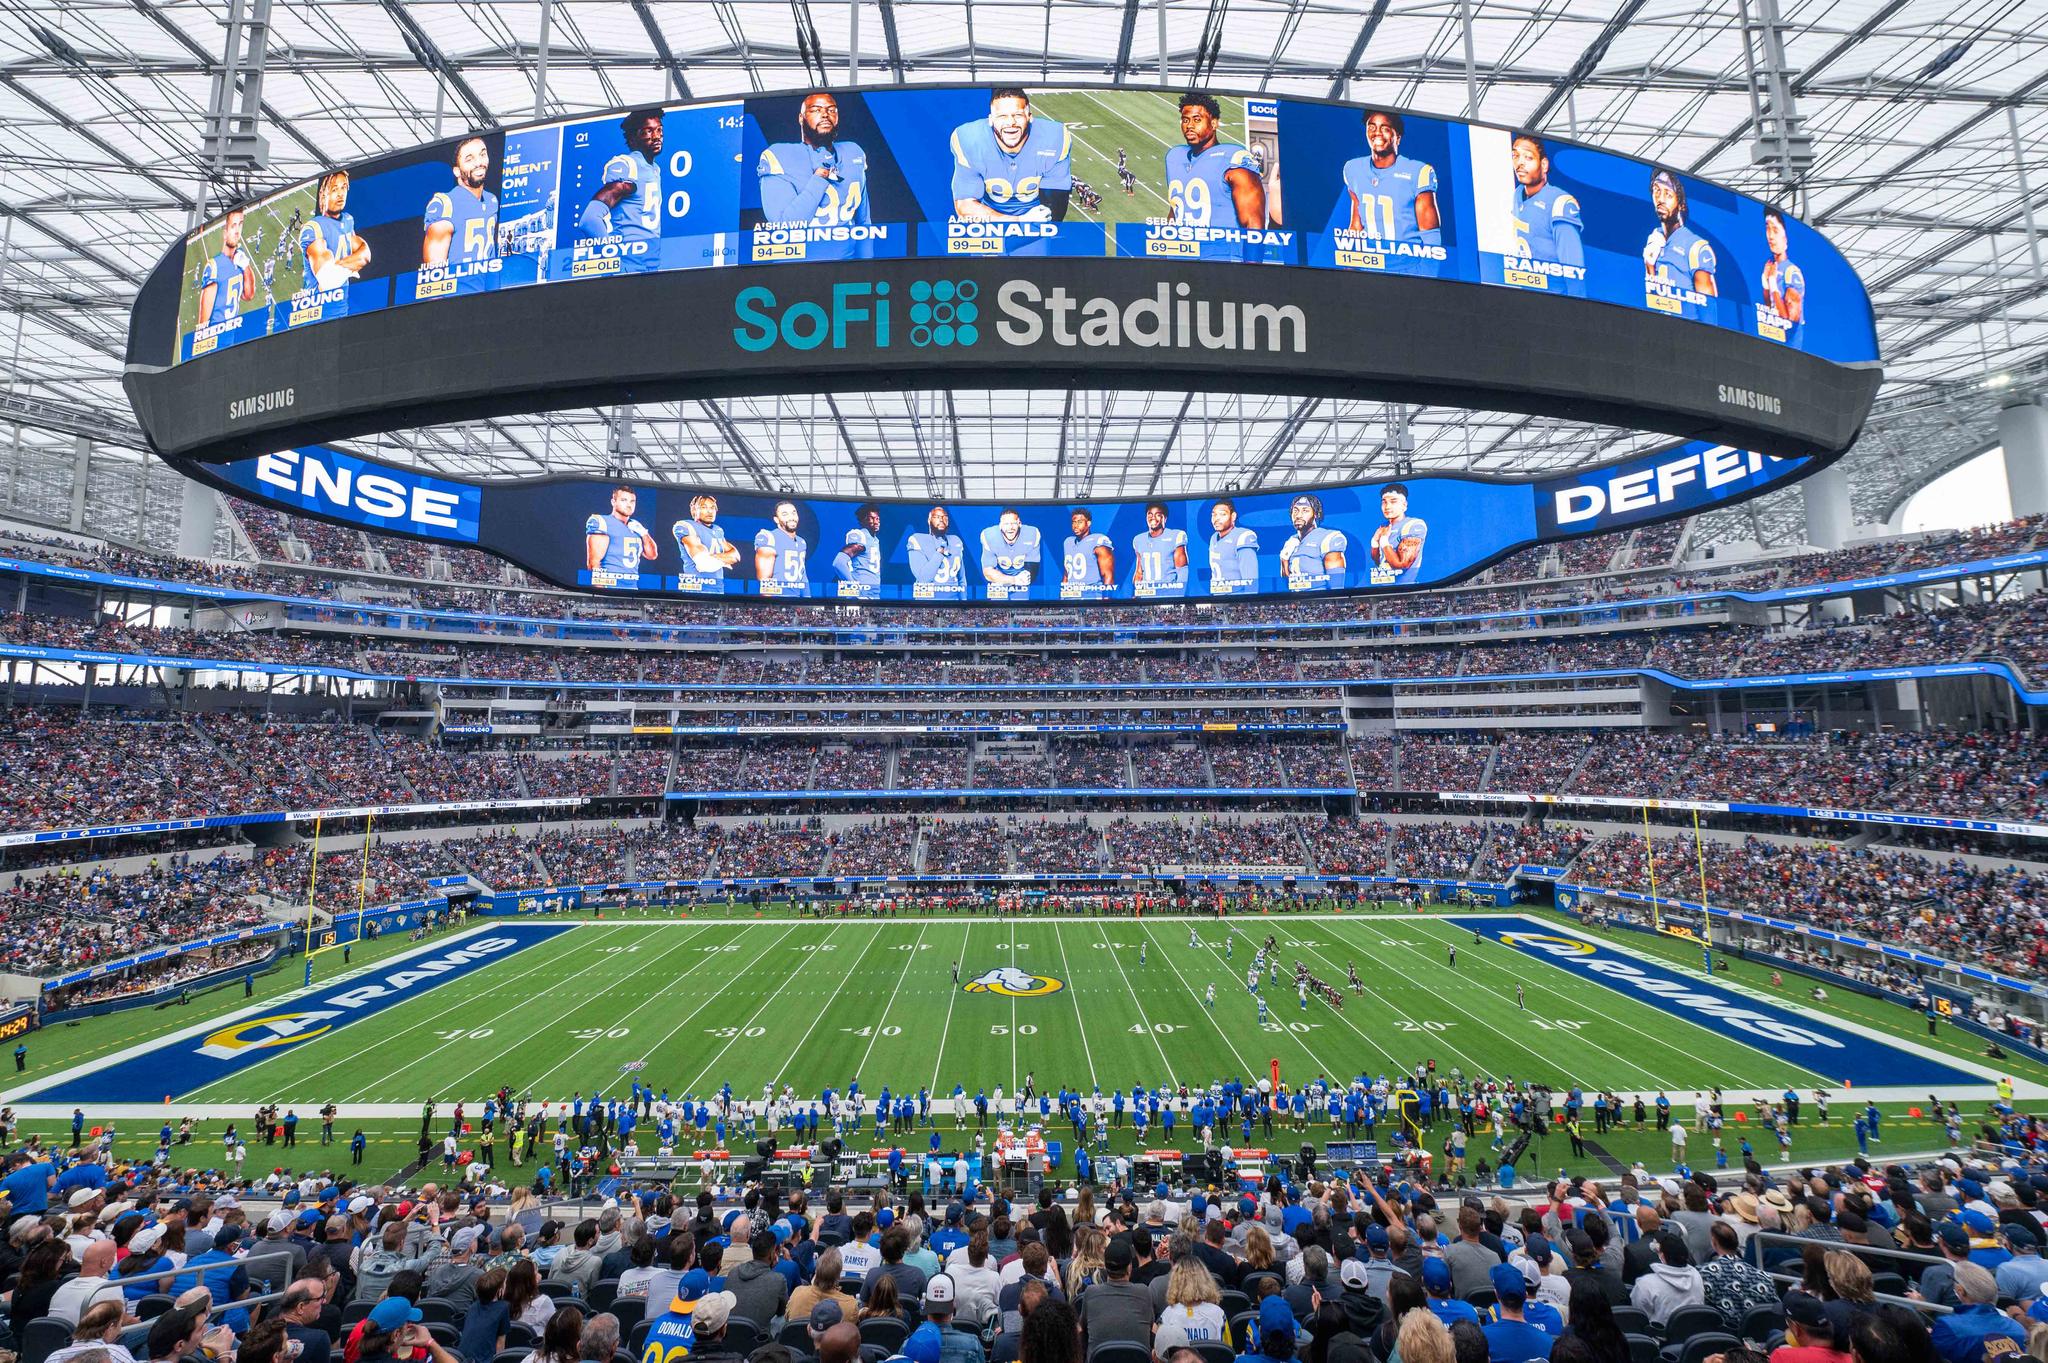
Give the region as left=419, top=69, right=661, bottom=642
left=548, top=1246, right=605, bottom=1299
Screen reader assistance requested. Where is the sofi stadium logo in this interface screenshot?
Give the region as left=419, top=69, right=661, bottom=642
left=733, top=278, right=1305, bottom=354
left=963, top=966, right=1065, bottom=997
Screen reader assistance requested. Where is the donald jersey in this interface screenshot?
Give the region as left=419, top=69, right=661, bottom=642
left=1062, top=532, right=1113, bottom=589
left=673, top=521, right=732, bottom=582
left=755, top=527, right=809, bottom=591
left=424, top=187, right=501, bottom=266
left=1338, top=155, right=1441, bottom=274
left=950, top=117, right=1074, bottom=217
left=758, top=141, right=870, bottom=225
left=300, top=213, right=360, bottom=293
left=200, top=249, right=250, bottom=326
left=582, top=149, right=661, bottom=272
left=1514, top=182, right=1583, bottom=269
left=1208, top=526, right=1260, bottom=588
left=586, top=512, right=650, bottom=576
left=1132, top=529, right=1190, bottom=591
left=1281, top=525, right=1348, bottom=584
left=1368, top=516, right=1428, bottom=586
left=908, top=532, right=967, bottom=593
left=1761, top=256, right=1805, bottom=345
left=980, top=525, right=1042, bottom=584
left=1645, top=223, right=1717, bottom=318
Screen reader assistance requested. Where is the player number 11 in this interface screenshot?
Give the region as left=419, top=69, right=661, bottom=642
left=1354, top=193, right=1398, bottom=239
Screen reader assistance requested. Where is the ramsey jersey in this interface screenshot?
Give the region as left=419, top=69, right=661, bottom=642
left=758, top=141, right=870, bottom=225
left=950, top=117, right=1073, bottom=217
left=1062, top=532, right=1113, bottom=588
left=424, top=188, right=500, bottom=265
left=1166, top=141, right=1259, bottom=228
left=980, top=525, right=1042, bottom=582
left=755, top=527, right=809, bottom=587
left=674, top=521, right=732, bottom=580
left=585, top=512, right=649, bottom=575
left=908, top=532, right=966, bottom=590
left=1131, top=529, right=1189, bottom=588
left=1339, top=155, right=1437, bottom=242
left=200, top=250, right=248, bottom=325
left=1281, top=525, right=1348, bottom=581
left=1368, top=515, right=1428, bottom=586
left=1514, top=182, right=1582, bottom=264
left=1208, top=525, right=1260, bottom=587
left=300, top=214, right=359, bottom=292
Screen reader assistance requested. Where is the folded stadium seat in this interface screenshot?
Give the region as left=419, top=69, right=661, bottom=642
left=417, top=1298, right=461, bottom=1325
left=1625, top=1334, right=1659, bottom=1363
left=590, top=1278, right=621, bottom=1310
left=1240, top=1272, right=1282, bottom=1300
left=341, top=1301, right=376, bottom=1329
left=135, top=1293, right=177, bottom=1321
left=540, top=1281, right=580, bottom=1302
left=495, top=1351, right=531, bottom=1363
left=1656, top=1305, right=1727, bottom=1346
left=1228, top=1310, right=1258, bottom=1352
left=1611, top=1307, right=1653, bottom=1336
left=859, top=1345, right=892, bottom=1363
left=426, top=1323, right=461, bottom=1350
left=1219, top=1290, right=1252, bottom=1321
left=609, top=1299, right=646, bottom=1334
left=1663, top=1333, right=1741, bottom=1363
left=1870, top=1273, right=1906, bottom=1298
left=19, top=1317, right=72, bottom=1363
left=1737, top=1304, right=1785, bottom=1342
left=1464, top=1289, right=1496, bottom=1312
left=1195, top=1343, right=1237, bottom=1363
left=507, top=1322, right=541, bottom=1349
left=859, top=1316, right=909, bottom=1354
left=779, top=1322, right=814, bottom=1351
left=727, top=1318, right=764, bottom=1356
left=1088, top=1341, right=1155, bottom=1363
left=628, top=1319, right=653, bottom=1355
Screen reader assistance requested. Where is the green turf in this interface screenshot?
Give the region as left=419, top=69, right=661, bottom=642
left=176, top=184, right=316, bottom=340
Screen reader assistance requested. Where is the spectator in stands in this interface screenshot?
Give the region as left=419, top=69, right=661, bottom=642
left=1629, top=1234, right=1702, bottom=1328
left=1775, top=1292, right=1851, bottom=1363
left=1399, top=1311, right=1456, bottom=1363
left=1480, top=1264, right=1553, bottom=1363
left=1557, top=1282, right=1626, bottom=1363
left=44, top=1300, right=133, bottom=1363
left=684, top=1292, right=745, bottom=1363
left=1159, top=1257, right=1229, bottom=1344
left=728, top=1229, right=791, bottom=1330
left=1076, top=1238, right=1150, bottom=1352
left=1699, top=1222, right=1778, bottom=1331
left=279, top=1278, right=337, bottom=1363
left=1929, top=1264, right=2025, bottom=1363
left=547, top=1220, right=605, bottom=1301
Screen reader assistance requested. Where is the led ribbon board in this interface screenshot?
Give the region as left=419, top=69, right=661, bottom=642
left=127, top=85, right=1879, bottom=472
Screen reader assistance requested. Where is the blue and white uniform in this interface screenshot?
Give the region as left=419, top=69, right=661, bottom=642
left=1513, top=182, right=1582, bottom=267
left=1338, top=154, right=1440, bottom=274
left=1367, top=515, right=1428, bottom=586
left=950, top=117, right=1073, bottom=217
left=980, top=525, right=1042, bottom=586
left=834, top=526, right=882, bottom=591
left=1131, top=529, right=1189, bottom=592
left=580, top=148, right=661, bottom=272
left=673, top=520, right=733, bottom=585
left=585, top=511, right=650, bottom=577
left=1062, top=531, right=1113, bottom=591
left=1644, top=222, right=1717, bottom=319
left=908, top=531, right=967, bottom=595
left=1761, top=255, right=1805, bottom=346
left=758, top=140, right=870, bottom=225
left=200, top=249, right=248, bottom=325
left=1281, top=525, right=1347, bottom=586
left=1208, top=525, right=1260, bottom=590
left=755, top=526, right=809, bottom=594
left=424, top=187, right=500, bottom=265
left=300, top=213, right=359, bottom=292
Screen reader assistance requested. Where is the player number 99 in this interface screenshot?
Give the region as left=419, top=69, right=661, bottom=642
left=982, top=175, right=1043, bottom=205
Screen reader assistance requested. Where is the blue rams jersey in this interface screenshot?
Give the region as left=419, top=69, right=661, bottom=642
left=1646, top=222, right=1716, bottom=290
left=1209, top=525, right=1260, bottom=585
left=673, top=520, right=731, bottom=580
left=950, top=116, right=1073, bottom=216
left=200, top=251, right=247, bottom=325
left=1340, top=155, right=1437, bottom=242
left=1762, top=256, right=1805, bottom=342
left=599, top=150, right=662, bottom=242
left=755, top=527, right=809, bottom=584
left=758, top=141, right=870, bottom=225
left=424, top=187, right=500, bottom=264
left=299, top=213, right=358, bottom=292
left=1282, top=524, right=1348, bottom=579
left=1131, top=529, right=1189, bottom=586
left=1513, top=182, right=1581, bottom=263
left=980, top=525, right=1042, bottom=580
left=838, top=527, right=882, bottom=583
left=1062, top=532, right=1112, bottom=586
left=585, top=511, right=649, bottom=574
left=1165, top=141, right=1259, bottom=228
left=908, top=532, right=966, bottom=589
left=1368, top=515, right=1428, bottom=585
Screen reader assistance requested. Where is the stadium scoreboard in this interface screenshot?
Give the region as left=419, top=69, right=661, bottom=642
left=125, top=83, right=1884, bottom=603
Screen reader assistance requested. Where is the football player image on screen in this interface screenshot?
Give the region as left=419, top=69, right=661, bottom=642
left=576, top=108, right=664, bottom=272
left=673, top=494, right=741, bottom=583
left=422, top=137, right=500, bottom=270
left=950, top=89, right=1073, bottom=221
left=1280, top=494, right=1347, bottom=588
left=197, top=209, right=256, bottom=328
left=1336, top=110, right=1440, bottom=267
left=755, top=500, right=810, bottom=593
left=1062, top=509, right=1115, bottom=593
left=908, top=506, right=967, bottom=596
left=1167, top=92, right=1266, bottom=230
left=1207, top=499, right=1260, bottom=592
left=1759, top=207, right=1805, bottom=344
left=1366, top=483, right=1427, bottom=587
left=759, top=92, right=871, bottom=226
left=585, top=486, right=657, bottom=578
left=1131, top=502, right=1190, bottom=594
left=1643, top=168, right=1717, bottom=314
left=301, top=172, right=371, bottom=292
left=833, top=503, right=884, bottom=593
left=1509, top=133, right=1584, bottom=288
left=980, top=509, right=1042, bottom=590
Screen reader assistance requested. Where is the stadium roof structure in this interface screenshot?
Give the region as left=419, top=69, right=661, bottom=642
left=0, top=0, right=2042, bottom=553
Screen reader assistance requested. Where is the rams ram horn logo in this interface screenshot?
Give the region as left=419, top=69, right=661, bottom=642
left=963, top=967, right=1065, bottom=997
left=1498, top=931, right=1597, bottom=957
left=196, top=1011, right=341, bottom=1059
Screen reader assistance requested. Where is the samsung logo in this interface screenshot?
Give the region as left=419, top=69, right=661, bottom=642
left=1716, top=384, right=1782, bottom=415
left=227, top=388, right=294, bottom=422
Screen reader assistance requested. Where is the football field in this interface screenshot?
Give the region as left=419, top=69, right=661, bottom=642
left=17, top=912, right=2004, bottom=1120
left=1032, top=89, right=1257, bottom=229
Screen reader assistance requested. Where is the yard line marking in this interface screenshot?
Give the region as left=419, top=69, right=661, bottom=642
left=1207, top=925, right=1406, bottom=1076
left=1272, top=922, right=1506, bottom=1079
left=1010, top=917, right=1018, bottom=1092
left=1051, top=920, right=1099, bottom=1092
left=184, top=923, right=635, bottom=1105
left=675, top=922, right=810, bottom=1094
left=772, top=921, right=886, bottom=1091
left=855, top=920, right=929, bottom=1082
left=1098, top=920, right=1176, bottom=1085
left=929, top=921, right=975, bottom=1095
left=1134, top=919, right=1271, bottom=1080
left=407, top=916, right=720, bottom=1096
